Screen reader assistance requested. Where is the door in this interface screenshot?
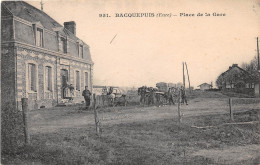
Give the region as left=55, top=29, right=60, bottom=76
left=61, top=69, right=68, bottom=98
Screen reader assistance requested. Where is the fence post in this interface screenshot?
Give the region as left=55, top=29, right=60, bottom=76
left=21, top=98, right=30, bottom=145
left=93, top=94, right=100, bottom=136
left=229, top=98, right=234, bottom=121
left=177, top=90, right=182, bottom=123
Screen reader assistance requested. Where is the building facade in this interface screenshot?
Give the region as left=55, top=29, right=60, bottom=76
left=1, top=1, right=94, bottom=110
left=216, top=64, right=257, bottom=96
left=198, top=83, right=212, bottom=91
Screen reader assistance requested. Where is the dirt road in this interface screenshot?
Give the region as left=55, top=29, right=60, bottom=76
left=29, top=97, right=259, bottom=134
left=22, top=95, right=260, bottom=165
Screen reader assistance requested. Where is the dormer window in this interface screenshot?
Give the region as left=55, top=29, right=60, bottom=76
left=60, top=37, right=67, bottom=53
left=79, top=45, right=83, bottom=58
left=33, top=22, right=44, bottom=47
left=36, top=28, right=43, bottom=47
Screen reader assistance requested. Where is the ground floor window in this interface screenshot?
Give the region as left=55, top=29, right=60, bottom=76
left=84, top=72, right=88, bottom=88
left=75, top=70, right=80, bottom=90
left=45, top=66, right=52, bottom=91
left=28, top=63, right=37, bottom=92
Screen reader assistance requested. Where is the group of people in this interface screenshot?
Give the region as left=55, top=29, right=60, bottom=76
left=138, top=86, right=188, bottom=106
left=82, top=85, right=188, bottom=109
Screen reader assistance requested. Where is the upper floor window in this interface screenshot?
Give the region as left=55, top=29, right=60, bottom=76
left=28, top=63, right=37, bottom=92
left=60, top=37, right=67, bottom=53
left=36, top=28, right=43, bottom=47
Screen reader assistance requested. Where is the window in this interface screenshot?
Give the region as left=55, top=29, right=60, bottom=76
left=84, top=72, right=88, bottom=87
left=79, top=45, right=83, bottom=58
left=28, top=63, right=37, bottom=91
left=75, top=70, right=80, bottom=90
left=36, top=28, right=43, bottom=47
left=61, top=37, right=67, bottom=53
left=45, top=66, right=52, bottom=91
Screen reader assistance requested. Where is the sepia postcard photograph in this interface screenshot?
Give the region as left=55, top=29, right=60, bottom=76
left=1, top=0, right=260, bottom=164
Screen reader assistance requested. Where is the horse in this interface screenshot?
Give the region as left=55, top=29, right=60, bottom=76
left=114, top=94, right=127, bottom=106
left=107, top=93, right=116, bottom=106
left=147, top=87, right=157, bottom=106
left=138, top=86, right=148, bottom=105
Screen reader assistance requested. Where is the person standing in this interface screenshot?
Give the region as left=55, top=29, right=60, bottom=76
left=82, top=86, right=92, bottom=109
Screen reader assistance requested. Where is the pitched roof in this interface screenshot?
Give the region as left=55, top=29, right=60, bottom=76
left=220, top=64, right=254, bottom=80
left=198, top=83, right=212, bottom=87
left=2, top=1, right=83, bottom=43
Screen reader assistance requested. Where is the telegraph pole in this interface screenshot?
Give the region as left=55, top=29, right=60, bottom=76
left=257, top=37, right=260, bottom=97
left=257, top=37, right=259, bottom=70
left=183, top=62, right=185, bottom=89
left=185, top=62, right=191, bottom=92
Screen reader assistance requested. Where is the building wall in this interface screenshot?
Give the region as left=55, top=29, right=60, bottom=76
left=1, top=5, right=14, bottom=42
left=15, top=47, right=92, bottom=110
left=1, top=45, right=17, bottom=110
left=57, top=58, right=92, bottom=104
left=16, top=47, right=58, bottom=110
left=44, top=31, right=59, bottom=51
left=200, top=85, right=211, bottom=91
left=1, top=18, right=13, bottom=42
left=14, top=21, right=35, bottom=45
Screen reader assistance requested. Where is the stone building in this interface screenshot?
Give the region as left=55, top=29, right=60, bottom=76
left=1, top=1, right=94, bottom=110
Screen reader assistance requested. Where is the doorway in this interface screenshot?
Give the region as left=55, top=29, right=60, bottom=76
left=61, top=69, right=68, bottom=98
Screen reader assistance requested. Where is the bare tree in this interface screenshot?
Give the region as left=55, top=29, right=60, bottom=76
left=242, top=55, right=259, bottom=80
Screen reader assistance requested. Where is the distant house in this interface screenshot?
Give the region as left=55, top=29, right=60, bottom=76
left=216, top=64, right=257, bottom=96
left=218, top=64, right=255, bottom=89
left=198, top=83, right=212, bottom=91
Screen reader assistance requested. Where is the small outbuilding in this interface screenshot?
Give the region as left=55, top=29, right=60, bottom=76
left=198, top=83, right=212, bottom=91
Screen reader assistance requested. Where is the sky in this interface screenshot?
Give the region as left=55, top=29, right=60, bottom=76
left=27, top=0, right=260, bottom=88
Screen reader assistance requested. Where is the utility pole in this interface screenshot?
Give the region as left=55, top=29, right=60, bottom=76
left=257, top=37, right=259, bottom=70
left=257, top=37, right=260, bottom=97
left=185, top=62, right=191, bottom=92
left=183, top=62, right=185, bottom=89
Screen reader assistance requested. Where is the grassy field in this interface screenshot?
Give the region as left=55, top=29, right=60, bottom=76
left=2, top=91, right=260, bottom=165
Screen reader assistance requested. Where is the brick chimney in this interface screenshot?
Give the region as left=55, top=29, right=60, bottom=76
left=64, top=21, right=76, bottom=35
left=232, top=64, right=238, bottom=67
